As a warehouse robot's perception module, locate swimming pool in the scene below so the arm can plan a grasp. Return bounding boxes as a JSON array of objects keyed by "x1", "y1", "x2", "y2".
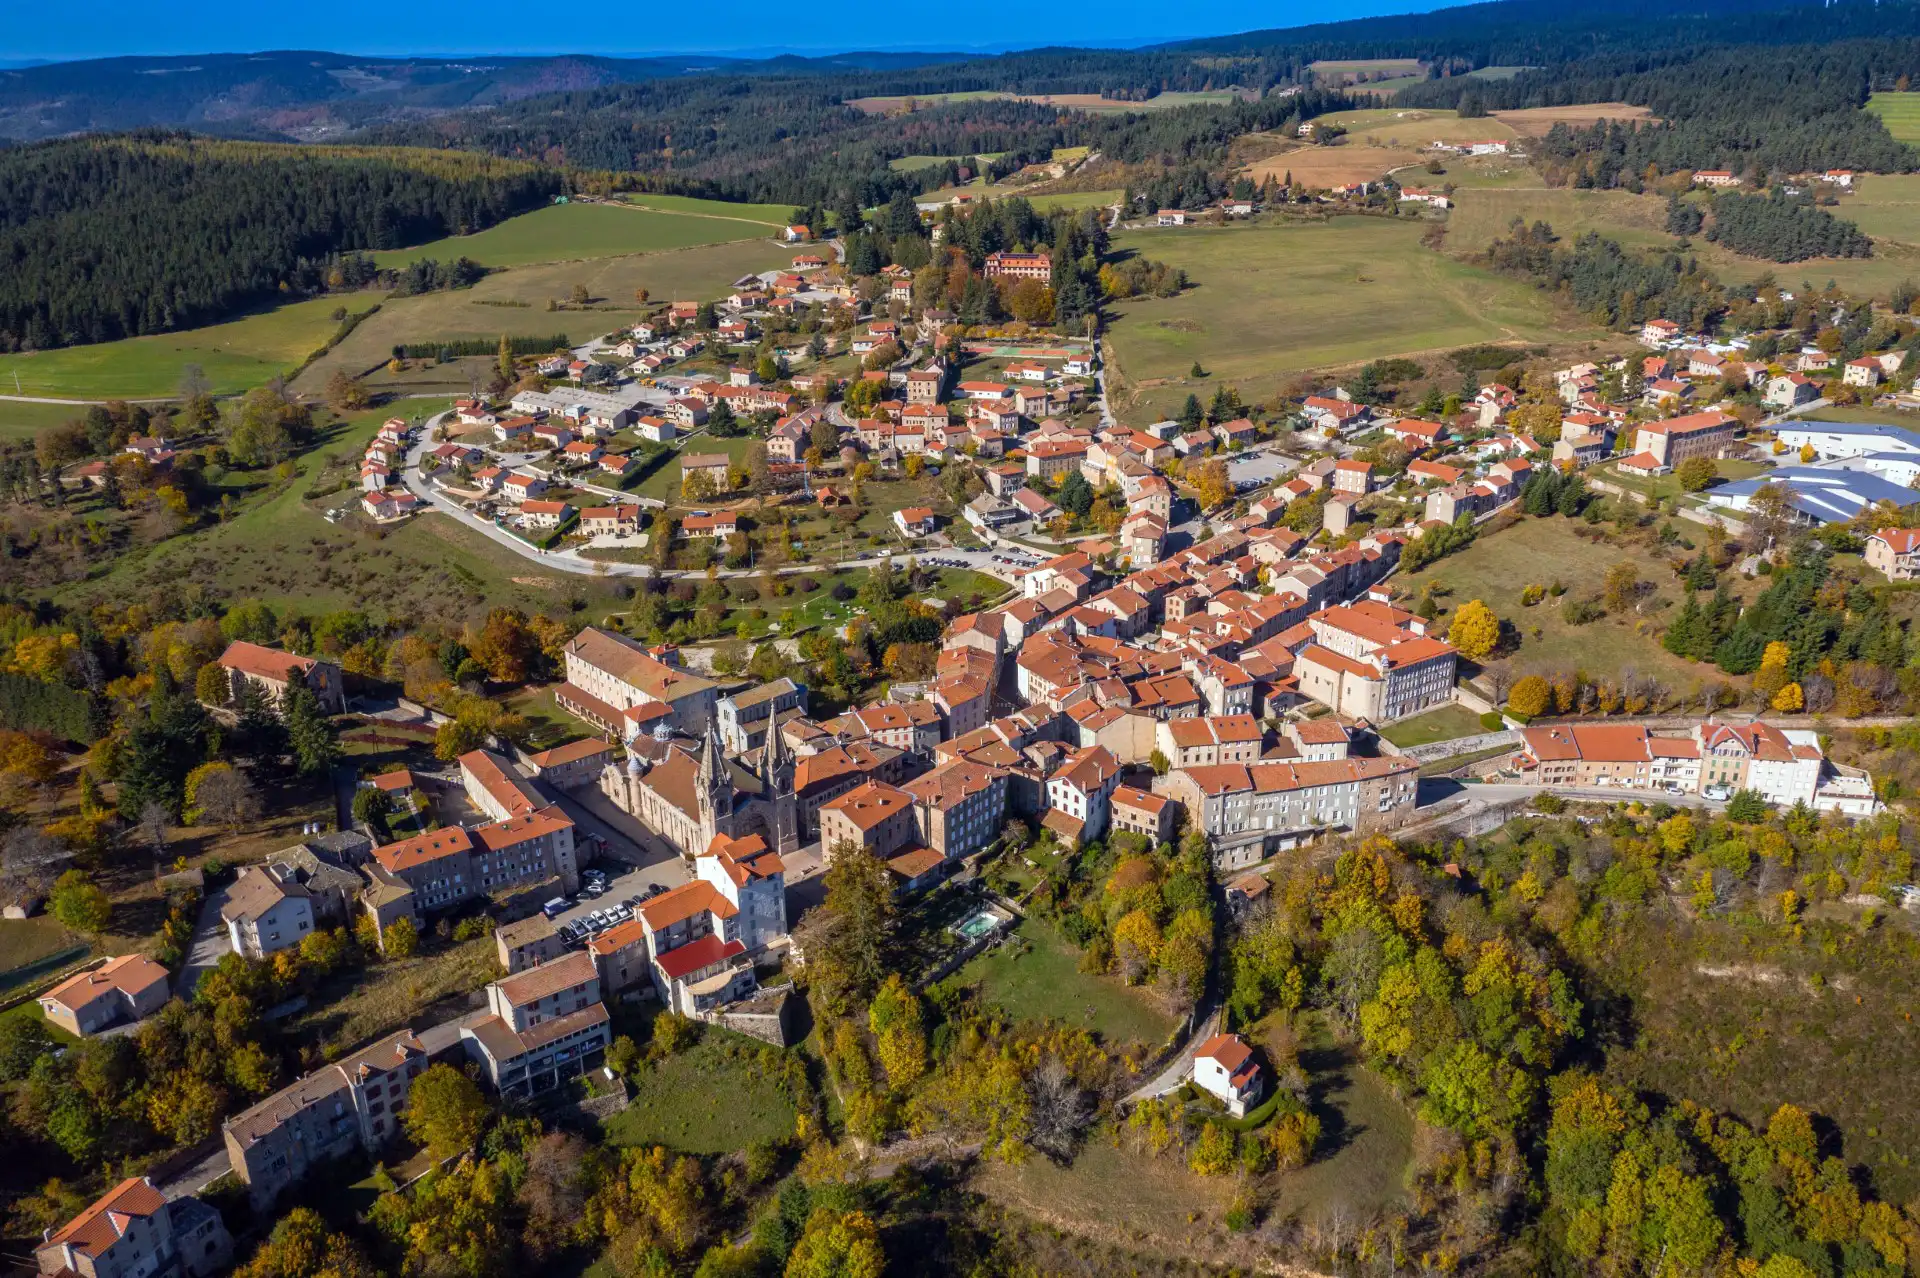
[{"x1": 953, "y1": 910, "x2": 1003, "y2": 940}]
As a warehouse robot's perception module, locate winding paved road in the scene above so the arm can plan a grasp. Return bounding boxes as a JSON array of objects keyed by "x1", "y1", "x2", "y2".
[{"x1": 400, "y1": 411, "x2": 1026, "y2": 583}]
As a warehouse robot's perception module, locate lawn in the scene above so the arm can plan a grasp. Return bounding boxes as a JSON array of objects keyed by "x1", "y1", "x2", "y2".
[
  {"x1": 1393, "y1": 514, "x2": 1758, "y2": 694},
  {"x1": 1866, "y1": 92, "x2": 1920, "y2": 145},
  {"x1": 371, "y1": 202, "x2": 766, "y2": 270},
  {"x1": 0, "y1": 400, "x2": 111, "y2": 442},
  {"x1": 0, "y1": 294, "x2": 358, "y2": 400},
  {"x1": 949, "y1": 917, "x2": 1174, "y2": 1049},
  {"x1": 1443, "y1": 185, "x2": 1675, "y2": 254},
  {"x1": 603, "y1": 1033, "x2": 798, "y2": 1154},
  {"x1": 1593, "y1": 455, "x2": 1770, "y2": 503},
  {"x1": 1380, "y1": 702, "x2": 1487, "y2": 748},
  {"x1": 1103, "y1": 218, "x2": 1590, "y2": 424},
  {"x1": 0, "y1": 916, "x2": 87, "y2": 988},
  {"x1": 1835, "y1": 173, "x2": 1920, "y2": 247},
  {"x1": 294, "y1": 238, "x2": 792, "y2": 395},
  {"x1": 290, "y1": 935, "x2": 499, "y2": 1052}
]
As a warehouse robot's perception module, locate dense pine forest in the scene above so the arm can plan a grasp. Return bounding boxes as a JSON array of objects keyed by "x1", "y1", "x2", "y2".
[
  {"x1": 0, "y1": 134, "x2": 558, "y2": 352},
  {"x1": 1704, "y1": 191, "x2": 1874, "y2": 263}
]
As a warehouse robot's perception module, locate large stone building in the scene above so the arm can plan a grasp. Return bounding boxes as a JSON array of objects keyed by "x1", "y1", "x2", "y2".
[
  {"x1": 599, "y1": 722, "x2": 799, "y2": 857},
  {"x1": 559, "y1": 627, "x2": 719, "y2": 735},
  {"x1": 212, "y1": 640, "x2": 345, "y2": 714},
  {"x1": 1284, "y1": 602, "x2": 1457, "y2": 722},
  {"x1": 1160, "y1": 756, "x2": 1420, "y2": 869},
  {"x1": 223, "y1": 1029, "x2": 429, "y2": 1208}
]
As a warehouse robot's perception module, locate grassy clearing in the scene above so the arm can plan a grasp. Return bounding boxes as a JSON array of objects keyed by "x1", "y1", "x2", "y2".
[
  {"x1": 923, "y1": 186, "x2": 1123, "y2": 211},
  {"x1": 1268, "y1": 1029, "x2": 1416, "y2": 1223},
  {"x1": 617, "y1": 193, "x2": 795, "y2": 226},
  {"x1": 603, "y1": 1034, "x2": 799, "y2": 1154},
  {"x1": 1393, "y1": 514, "x2": 1761, "y2": 692},
  {"x1": 0, "y1": 916, "x2": 85, "y2": 983},
  {"x1": 1866, "y1": 92, "x2": 1920, "y2": 146},
  {"x1": 294, "y1": 238, "x2": 792, "y2": 394},
  {"x1": 291, "y1": 935, "x2": 498, "y2": 1052},
  {"x1": 1836, "y1": 173, "x2": 1920, "y2": 247},
  {"x1": 1380, "y1": 702, "x2": 1487, "y2": 748},
  {"x1": 1491, "y1": 103, "x2": 1655, "y2": 134},
  {"x1": 0, "y1": 294, "x2": 358, "y2": 400},
  {"x1": 950, "y1": 917, "x2": 1174, "y2": 1049},
  {"x1": 56, "y1": 409, "x2": 580, "y2": 621},
  {"x1": 1443, "y1": 186, "x2": 1673, "y2": 253},
  {"x1": 0, "y1": 400, "x2": 119, "y2": 442},
  {"x1": 1104, "y1": 218, "x2": 1586, "y2": 423},
  {"x1": 1326, "y1": 108, "x2": 1517, "y2": 150},
  {"x1": 1594, "y1": 455, "x2": 1769, "y2": 503},
  {"x1": 371, "y1": 203, "x2": 764, "y2": 270}
]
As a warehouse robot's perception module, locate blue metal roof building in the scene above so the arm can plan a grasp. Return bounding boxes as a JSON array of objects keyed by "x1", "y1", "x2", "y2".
[{"x1": 1706, "y1": 466, "x2": 1920, "y2": 525}]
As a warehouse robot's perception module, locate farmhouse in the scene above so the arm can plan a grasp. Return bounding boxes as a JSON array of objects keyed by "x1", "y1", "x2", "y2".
[{"x1": 214, "y1": 641, "x2": 345, "y2": 714}]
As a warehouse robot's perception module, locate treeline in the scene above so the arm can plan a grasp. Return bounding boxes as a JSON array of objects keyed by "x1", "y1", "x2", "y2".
[
  {"x1": 357, "y1": 75, "x2": 1357, "y2": 211},
  {"x1": 0, "y1": 133, "x2": 559, "y2": 351},
  {"x1": 1705, "y1": 190, "x2": 1873, "y2": 262},
  {"x1": 1486, "y1": 221, "x2": 1733, "y2": 332},
  {"x1": 1405, "y1": 39, "x2": 1920, "y2": 183},
  {"x1": 0, "y1": 671, "x2": 105, "y2": 743},
  {"x1": 391, "y1": 334, "x2": 569, "y2": 360}
]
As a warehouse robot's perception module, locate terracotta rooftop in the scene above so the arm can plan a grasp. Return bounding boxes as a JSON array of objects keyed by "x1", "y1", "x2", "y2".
[
  {"x1": 40, "y1": 953, "x2": 169, "y2": 1014},
  {"x1": 493, "y1": 951, "x2": 598, "y2": 1007},
  {"x1": 217, "y1": 640, "x2": 316, "y2": 683}
]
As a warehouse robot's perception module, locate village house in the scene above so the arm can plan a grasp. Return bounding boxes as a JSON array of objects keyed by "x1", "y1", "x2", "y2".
[
  {"x1": 1160, "y1": 756, "x2": 1419, "y2": 868},
  {"x1": 35, "y1": 1178, "x2": 231, "y2": 1278},
  {"x1": 1192, "y1": 1032, "x2": 1265, "y2": 1117},
  {"x1": 1865, "y1": 527, "x2": 1920, "y2": 581},
  {"x1": 38, "y1": 954, "x2": 171, "y2": 1037},
  {"x1": 460, "y1": 953, "x2": 611, "y2": 1096}
]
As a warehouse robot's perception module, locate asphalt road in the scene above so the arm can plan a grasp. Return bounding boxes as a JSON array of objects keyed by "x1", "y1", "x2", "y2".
[{"x1": 402, "y1": 411, "x2": 1027, "y2": 584}]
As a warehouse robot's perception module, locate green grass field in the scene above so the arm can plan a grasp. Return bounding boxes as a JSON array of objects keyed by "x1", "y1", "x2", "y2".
[
  {"x1": 618, "y1": 193, "x2": 795, "y2": 226},
  {"x1": 923, "y1": 186, "x2": 1123, "y2": 211},
  {"x1": 1444, "y1": 186, "x2": 1674, "y2": 252},
  {"x1": 0, "y1": 294, "x2": 356, "y2": 400},
  {"x1": 1836, "y1": 174, "x2": 1920, "y2": 247},
  {"x1": 1867, "y1": 92, "x2": 1920, "y2": 145},
  {"x1": 1394, "y1": 515, "x2": 1762, "y2": 693},
  {"x1": 887, "y1": 153, "x2": 1004, "y2": 172},
  {"x1": 294, "y1": 238, "x2": 792, "y2": 394},
  {"x1": 372, "y1": 202, "x2": 767, "y2": 270},
  {"x1": 1104, "y1": 218, "x2": 1586, "y2": 422},
  {"x1": 603, "y1": 1035, "x2": 798, "y2": 1154},
  {"x1": 0, "y1": 916, "x2": 86, "y2": 986},
  {"x1": 950, "y1": 917, "x2": 1175, "y2": 1049},
  {"x1": 1380, "y1": 703, "x2": 1487, "y2": 747},
  {"x1": 0, "y1": 399, "x2": 105, "y2": 442}
]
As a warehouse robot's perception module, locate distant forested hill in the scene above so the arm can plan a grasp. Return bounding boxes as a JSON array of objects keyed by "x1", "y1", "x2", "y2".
[
  {"x1": 1400, "y1": 38, "x2": 1920, "y2": 179},
  {"x1": 0, "y1": 134, "x2": 559, "y2": 351}
]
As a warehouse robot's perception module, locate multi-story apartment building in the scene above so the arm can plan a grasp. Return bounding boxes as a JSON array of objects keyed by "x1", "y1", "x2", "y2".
[
  {"x1": 460, "y1": 952, "x2": 611, "y2": 1097},
  {"x1": 826, "y1": 701, "x2": 944, "y2": 756},
  {"x1": 1160, "y1": 756, "x2": 1420, "y2": 869},
  {"x1": 1044, "y1": 745, "x2": 1122, "y2": 843},
  {"x1": 35, "y1": 1178, "x2": 230, "y2": 1278},
  {"x1": 221, "y1": 864, "x2": 315, "y2": 958},
  {"x1": 903, "y1": 759, "x2": 1008, "y2": 862},
  {"x1": 1286, "y1": 601, "x2": 1457, "y2": 722},
  {"x1": 1156, "y1": 714, "x2": 1264, "y2": 769},
  {"x1": 1514, "y1": 720, "x2": 1874, "y2": 813},
  {"x1": 223, "y1": 1029, "x2": 428, "y2": 1207},
  {"x1": 1110, "y1": 784, "x2": 1176, "y2": 844},
  {"x1": 559, "y1": 626, "x2": 719, "y2": 735},
  {"x1": 1866, "y1": 527, "x2": 1920, "y2": 581},
  {"x1": 1630, "y1": 410, "x2": 1738, "y2": 470},
  {"x1": 819, "y1": 781, "x2": 918, "y2": 859}
]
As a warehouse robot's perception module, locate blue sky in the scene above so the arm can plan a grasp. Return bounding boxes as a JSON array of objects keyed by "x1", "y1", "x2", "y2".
[{"x1": 8, "y1": 0, "x2": 1439, "y2": 61}]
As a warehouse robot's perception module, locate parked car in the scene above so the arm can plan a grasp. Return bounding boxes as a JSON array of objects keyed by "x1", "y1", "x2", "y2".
[{"x1": 542, "y1": 898, "x2": 569, "y2": 920}]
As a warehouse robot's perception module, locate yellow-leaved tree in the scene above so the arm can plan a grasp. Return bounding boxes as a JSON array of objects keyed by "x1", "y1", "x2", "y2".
[{"x1": 1447, "y1": 599, "x2": 1502, "y2": 661}]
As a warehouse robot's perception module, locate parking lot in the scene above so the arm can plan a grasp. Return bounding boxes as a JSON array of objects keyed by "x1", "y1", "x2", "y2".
[
  {"x1": 1227, "y1": 446, "x2": 1301, "y2": 491},
  {"x1": 546, "y1": 859, "x2": 691, "y2": 949}
]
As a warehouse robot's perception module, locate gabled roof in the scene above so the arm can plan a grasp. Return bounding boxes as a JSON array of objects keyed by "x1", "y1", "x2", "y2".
[
  {"x1": 43, "y1": 1178, "x2": 168, "y2": 1256},
  {"x1": 218, "y1": 640, "x2": 317, "y2": 683}
]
